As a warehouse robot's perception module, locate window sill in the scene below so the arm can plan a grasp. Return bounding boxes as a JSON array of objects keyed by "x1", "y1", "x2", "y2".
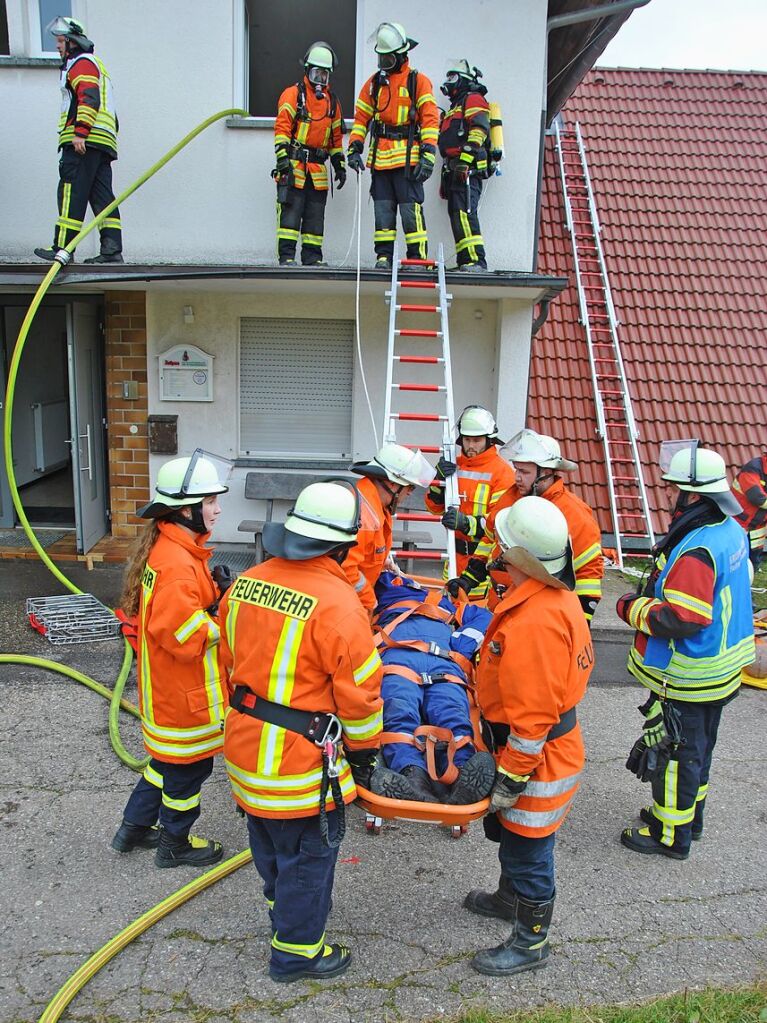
[
  {"x1": 0, "y1": 55, "x2": 60, "y2": 66},
  {"x1": 235, "y1": 457, "x2": 351, "y2": 470},
  {"x1": 226, "y1": 116, "x2": 275, "y2": 129}
]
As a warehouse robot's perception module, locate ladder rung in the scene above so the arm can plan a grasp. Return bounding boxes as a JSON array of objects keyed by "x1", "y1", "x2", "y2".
[
  {"x1": 618, "y1": 513, "x2": 647, "y2": 520},
  {"x1": 392, "y1": 413, "x2": 446, "y2": 421},
  {"x1": 395, "y1": 328, "x2": 442, "y2": 337},
  {"x1": 602, "y1": 405, "x2": 625, "y2": 412},
  {"x1": 400, "y1": 258, "x2": 436, "y2": 266},
  {"x1": 393, "y1": 383, "x2": 445, "y2": 392},
  {"x1": 622, "y1": 532, "x2": 651, "y2": 539},
  {"x1": 401, "y1": 444, "x2": 441, "y2": 453},
  {"x1": 614, "y1": 476, "x2": 639, "y2": 482},
  {"x1": 396, "y1": 512, "x2": 441, "y2": 522},
  {"x1": 399, "y1": 280, "x2": 437, "y2": 289},
  {"x1": 391, "y1": 550, "x2": 447, "y2": 560},
  {"x1": 599, "y1": 389, "x2": 623, "y2": 395},
  {"x1": 615, "y1": 494, "x2": 641, "y2": 501},
  {"x1": 396, "y1": 304, "x2": 438, "y2": 313},
  {"x1": 394, "y1": 355, "x2": 443, "y2": 364}
]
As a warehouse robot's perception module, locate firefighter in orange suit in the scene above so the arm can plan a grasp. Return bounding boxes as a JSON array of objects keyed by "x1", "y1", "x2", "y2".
[
  {"x1": 274, "y1": 42, "x2": 346, "y2": 267},
  {"x1": 732, "y1": 451, "x2": 767, "y2": 569},
  {"x1": 345, "y1": 442, "x2": 435, "y2": 611},
  {"x1": 425, "y1": 406, "x2": 516, "y2": 598},
  {"x1": 111, "y1": 450, "x2": 232, "y2": 868},
  {"x1": 450, "y1": 429, "x2": 604, "y2": 624},
  {"x1": 221, "y1": 481, "x2": 404, "y2": 984},
  {"x1": 466, "y1": 497, "x2": 593, "y2": 976},
  {"x1": 347, "y1": 22, "x2": 439, "y2": 269}
]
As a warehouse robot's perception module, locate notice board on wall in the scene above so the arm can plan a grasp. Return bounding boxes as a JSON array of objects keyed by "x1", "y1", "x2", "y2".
[{"x1": 158, "y1": 345, "x2": 214, "y2": 402}]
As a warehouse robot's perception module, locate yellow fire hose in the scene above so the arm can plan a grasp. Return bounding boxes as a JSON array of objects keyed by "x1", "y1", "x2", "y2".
[{"x1": 1, "y1": 108, "x2": 255, "y2": 1022}]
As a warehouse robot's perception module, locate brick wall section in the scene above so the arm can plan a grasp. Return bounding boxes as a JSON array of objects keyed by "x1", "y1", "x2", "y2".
[{"x1": 104, "y1": 290, "x2": 149, "y2": 538}]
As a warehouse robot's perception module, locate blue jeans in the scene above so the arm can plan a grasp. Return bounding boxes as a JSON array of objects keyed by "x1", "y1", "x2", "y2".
[{"x1": 498, "y1": 828, "x2": 556, "y2": 902}]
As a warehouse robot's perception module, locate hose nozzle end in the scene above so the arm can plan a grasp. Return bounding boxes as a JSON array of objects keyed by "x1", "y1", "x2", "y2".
[{"x1": 54, "y1": 249, "x2": 72, "y2": 266}]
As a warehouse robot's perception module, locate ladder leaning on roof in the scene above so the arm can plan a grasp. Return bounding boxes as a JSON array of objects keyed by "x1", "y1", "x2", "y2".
[
  {"x1": 554, "y1": 118, "x2": 655, "y2": 568},
  {"x1": 381, "y1": 243, "x2": 458, "y2": 579}
]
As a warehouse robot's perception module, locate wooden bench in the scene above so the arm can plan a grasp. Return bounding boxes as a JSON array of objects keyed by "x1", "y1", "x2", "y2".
[{"x1": 237, "y1": 470, "x2": 434, "y2": 565}]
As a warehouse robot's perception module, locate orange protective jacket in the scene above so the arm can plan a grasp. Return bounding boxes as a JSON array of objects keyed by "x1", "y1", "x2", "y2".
[
  {"x1": 274, "y1": 77, "x2": 344, "y2": 191},
  {"x1": 477, "y1": 478, "x2": 604, "y2": 617},
  {"x1": 348, "y1": 62, "x2": 439, "y2": 171},
  {"x1": 220, "y1": 555, "x2": 384, "y2": 819},
  {"x1": 137, "y1": 521, "x2": 227, "y2": 765},
  {"x1": 476, "y1": 578, "x2": 594, "y2": 838},
  {"x1": 342, "y1": 476, "x2": 392, "y2": 611},
  {"x1": 425, "y1": 445, "x2": 516, "y2": 581}
]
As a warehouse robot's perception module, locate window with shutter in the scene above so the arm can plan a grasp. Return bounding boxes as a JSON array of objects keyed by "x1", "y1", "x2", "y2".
[{"x1": 239, "y1": 317, "x2": 354, "y2": 458}]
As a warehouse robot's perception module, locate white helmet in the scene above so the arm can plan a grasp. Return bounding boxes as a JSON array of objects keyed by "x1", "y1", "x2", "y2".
[
  {"x1": 263, "y1": 481, "x2": 360, "y2": 560},
  {"x1": 303, "y1": 41, "x2": 337, "y2": 70},
  {"x1": 495, "y1": 497, "x2": 573, "y2": 589},
  {"x1": 457, "y1": 405, "x2": 500, "y2": 441},
  {"x1": 372, "y1": 21, "x2": 416, "y2": 54},
  {"x1": 46, "y1": 15, "x2": 93, "y2": 50},
  {"x1": 501, "y1": 429, "x2": 577, "y2": 472},
  {"x1": 137, "y1": 449, "x2": 230, "y2": 518},
  {"x1": 661, "y1": 444, "x2": 741, "y2": 516},
  {"x1": 352, "y1": 443, "x2": 434, "y2": 488}
]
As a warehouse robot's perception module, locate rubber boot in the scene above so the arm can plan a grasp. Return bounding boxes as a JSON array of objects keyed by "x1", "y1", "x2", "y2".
[
  {"x1": 369, "y1": 766, "x2": 420, "y2": 801},
  {"x1": 270, "y1": 942, "x2": 352, "y2": 984},
  {"x1": 447, "y1": 751, "x2": 496, "y2": 805},
  {"x1": 111, "y1": 819, "x2": 160, "y2": 852},
  {"x1": 401, "y1": 764, "x2": 442, "y2": 802},
  {"x1": 34, "y1": 247, "x2": 66, "y2": 262},
  {"x1": 471, "y1": 894, "x2": 554, "y2": 976},
  {"x1": 463, "y1": 874, "x2": 518, "y2": 921},
  {"x1": 83, "y1": 252, "x2": 124, "y2": 264},
  {"x1": 155, "y1": 828, "x2": 223, "y2": 868}
]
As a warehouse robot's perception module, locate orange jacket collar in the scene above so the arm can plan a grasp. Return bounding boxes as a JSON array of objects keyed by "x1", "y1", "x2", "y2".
[
  {"x1": 157, "y1": 520, "x2": 212, "y2": 560},
  {"x1": 458, "y1": 445, "x2": 502, "y2": 470},
  {"x1": 493, "y1": 575, "x2": 547, "y2": 614}
]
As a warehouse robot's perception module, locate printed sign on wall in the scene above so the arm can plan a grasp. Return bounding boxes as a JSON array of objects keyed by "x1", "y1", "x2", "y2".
[{"x1": 158, "y1": 345, "x2": 214, "y2": 402}]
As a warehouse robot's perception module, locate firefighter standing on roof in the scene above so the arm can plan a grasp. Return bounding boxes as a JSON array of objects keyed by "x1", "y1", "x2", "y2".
[
  {"x1": 34, "y1": 16, "x2": 123, "y2": 265},
  {"x1": 221, "y1": 481, "x2": 398, "y2": 984},
  {"x1": 273, "y1": 42, "x2": 346, "y2": 267},
  {"x1": 450, "y1": 429, "x2": 604, "y2": 624},
  {"x1": 438, "y1": 61, "x2": 491, "y2": 272},
  {"x1": 466, "y1": 497, "x2": 593, "y2": 976},
  {"x1": 426, "y1": 405, "x2": 516, "y2": 598},
  {"x1": 347, "y1": 22, "x2": 439, "y2": 270}
]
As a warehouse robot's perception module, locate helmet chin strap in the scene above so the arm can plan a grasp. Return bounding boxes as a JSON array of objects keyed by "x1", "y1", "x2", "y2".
[
  {"x1": 166, "y1": 502, "x2": 207, "y2": 534},
  {"x1": 531, "y1": 469, "x2": 555, "y2": 496}
]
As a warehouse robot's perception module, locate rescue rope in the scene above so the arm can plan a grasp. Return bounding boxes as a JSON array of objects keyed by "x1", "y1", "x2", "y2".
[{"x1": 351, "y1": 171, "x2": 380, "y2": 448}]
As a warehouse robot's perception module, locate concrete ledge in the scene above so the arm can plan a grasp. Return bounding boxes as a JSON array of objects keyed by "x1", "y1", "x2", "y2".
[{"x1": 0, "y1": 56, "x2": 59, "y2": 66}]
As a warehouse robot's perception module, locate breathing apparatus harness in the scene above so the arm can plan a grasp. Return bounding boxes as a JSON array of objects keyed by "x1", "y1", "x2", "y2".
[{"x1": 366, "y1": 64, "x2": 420, "y2": 178}]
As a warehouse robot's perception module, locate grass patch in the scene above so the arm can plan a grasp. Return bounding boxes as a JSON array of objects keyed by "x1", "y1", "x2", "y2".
[
  {"x1": 439, "y1": 982, "x2": 767, "y2": 1023},
  {"x1": 752, "y1": 561, "x2": 767, "y2": 611}
]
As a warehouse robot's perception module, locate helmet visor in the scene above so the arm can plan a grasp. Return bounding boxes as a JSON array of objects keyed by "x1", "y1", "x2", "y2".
[
  {"x1": 156, "y1": 448, "x2": 232, "y2": 499},
  {"x1": 659, "y1": 438, "x2": 699, "y2": 479},
  {"x1": 46, "y1": 16, "x2": 79, "y2": 36},
  {"x1": 287, "y1": 478, "x2": 361, "y2": 536}
]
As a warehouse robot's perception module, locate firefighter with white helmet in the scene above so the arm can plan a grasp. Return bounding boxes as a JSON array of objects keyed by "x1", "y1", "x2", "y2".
[
  {"x1": 34, "y1": 15, "x2": 123, "y2": 264},
  {"x1": 467, "y1": 496, "x2": 593, "y2": 976},
  {"x1": 617, "y1": 442, "x2": 754, "y2": 861},
  {"x1": 425, "y1": 405, "x2": 516, "y2": 598},
  {"x1": 221, "y1": 480, "x2": 396, "y2": 982},
  {"x1": 273, "y1": 42, "x2": 346, "y2": 266},
  {"x1": 347, "y1": 22, "x2": 439, "y2": 269},
  {"x1": 112, "y1": 450, "x2": 232, "y2": 867},
  {"x1": 450, "y1": 428, "x2": 604, "y2": 624},
  {"x1": 346, "y1": 443, "x2": 434, "y2": 611}
]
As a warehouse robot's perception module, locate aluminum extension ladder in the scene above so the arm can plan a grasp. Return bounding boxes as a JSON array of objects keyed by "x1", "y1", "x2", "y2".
[
  {"x1": 554, "y1": 119, "x2": 655, "y2": 567},
  {"x1": 382, "y1": 243, "x2": 459, "y2": 579}
]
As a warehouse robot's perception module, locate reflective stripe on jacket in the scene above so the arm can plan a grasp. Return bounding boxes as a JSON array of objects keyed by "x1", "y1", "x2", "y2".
[
  {"x1": 628, "y1": 518, "x2": 754, "y2": 702},
  {"x1": 476, "y1": 578, "x2": 593, "y2": 838},
  {"x1": 58, "y1": 53, "x2": 117, "y2": 154},
  {"x1": 220, "y1": 555, "x2": 383, "y2": 819},
  {"x1": 342, "y1": 476, "x2": 392, "y2": 611},
  {"x1": 733, "y1": 454, "x2": 767, "y2": 531},
  {"x1": 138, "y1": 522, "x2": 226, "y2": 764},
  {"x1": 274, "y1": 78, "x2": 344, "y2": 191}
]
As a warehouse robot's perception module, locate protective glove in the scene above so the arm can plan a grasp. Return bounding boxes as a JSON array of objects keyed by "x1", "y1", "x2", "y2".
[
  {"x1": 640, "y1": 696, "x2": 668, "y2": 748},
  {"x1": 275, "y1": 152, "x2": 290, "y2": 175},
  {"x1": 435, "y1": 456, "x2": 457, "y2": 480},
  {"x1": 446, "y1": 575, "x2": 473, "y2": 599},
  {"x1": 330, "y1": 153, "x2": 346, "y2": 189},
  {"x1": 452, "y1": 162, "x2": 470, "y2": 186},
  {"x1": 487, "y1": 772, "x2": 527, "y2": 814},
  {"x1": 212, "y1": 563, "x2": 234, "y2": 597},
  {"x1": 347, "y1": 150, "x2": 365, "y2": 174},
  {"x1": 616, "y1": 591, "x2": 639, "y2": 623},
  {"x1": 442, "y1": 507, "x2": 473, "y2": 534},
  {"x1": 412, "y1": 156, "x2": 434, "y2": 183},
  {"x1": 345, "y1": 748, "x2": 378, "y2": 789}
]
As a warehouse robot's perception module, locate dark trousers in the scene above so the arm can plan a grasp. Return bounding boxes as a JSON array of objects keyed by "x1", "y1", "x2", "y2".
[
  {"x1": 122, "y1": 756, "x2": 214, "y2": 838},
  {"x1": 498, "y1": 827, "x2": 556, "y2": 902},
  {"x1": 445, "y1": 172, "x2": 486, "y2": 267},
  {"x1": 371, "y1": 167, "x2": 427, "y2": 260},
  {"x1": 54, "y1": 145, "x2": 122, "y2": 254},
  {"x1": 276, "y1": 177, "x2": 328, "y2": 264},
  {"x1": 246, "y1": 811, "x2": 340, "y2": 979},
  {"x1": 647, "y1": 700, "x2": 724, "y2": 853}
]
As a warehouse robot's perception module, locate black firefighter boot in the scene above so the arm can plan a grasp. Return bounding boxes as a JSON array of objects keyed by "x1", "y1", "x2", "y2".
[
  {"x1": 155, "y1": 828, "x2": 224, "y2": 868},
  {"x1": 471, "y1": 893, "x2": 555, "y2": 976},
  {"x1": 401, "y1": 764, "x2": 442, "y2": 802},
  {"x1": 463, "y1": 873, "x2": 518, "y2": 921},
  {"x1": 111, "y1": 819, "x2": 160, "y2": 852},
  {"x1": 447, "y1": 751, "x2": 496, "y2": 805}
]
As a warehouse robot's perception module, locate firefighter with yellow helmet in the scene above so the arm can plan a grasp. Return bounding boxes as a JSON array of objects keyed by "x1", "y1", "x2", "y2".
[{"x1": 221, "y1": 480, "x2": 400, "y2": 982}]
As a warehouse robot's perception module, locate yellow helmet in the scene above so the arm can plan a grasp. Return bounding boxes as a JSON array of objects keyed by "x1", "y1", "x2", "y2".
[
  {"x1": 137, "y1": 449, "x2": 231, "y2": 518},
  {"x1": 495, "y1": 497, "x2": 574, "y2": 589},
  {"x1": 263, "y1": 480, "x2": 361, "y2": 560},
  {"x1": 352, "y1": 443, "x2": 434, "y2": 488}
]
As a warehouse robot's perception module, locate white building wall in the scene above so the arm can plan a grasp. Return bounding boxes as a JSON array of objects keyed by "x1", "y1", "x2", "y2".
[{"x1": 1, "y1": 0, "x2": 547, "y2": 270}]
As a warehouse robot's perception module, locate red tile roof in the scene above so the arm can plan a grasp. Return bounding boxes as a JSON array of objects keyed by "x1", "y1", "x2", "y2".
[{"x1": 530, "y1": 68, "x2": 767, "y2": 540}]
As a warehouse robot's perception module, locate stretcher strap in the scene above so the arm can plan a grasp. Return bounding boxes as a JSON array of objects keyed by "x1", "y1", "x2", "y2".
[
  {"x1": 382, "y1": 664, "x2": 467, "y2": 687},
  {"x1": 379, "y1": 726, "x2": 472, "y2": 785},
  {"x1": 374, "y1": 601, "x2": 474, "y2": 679}
]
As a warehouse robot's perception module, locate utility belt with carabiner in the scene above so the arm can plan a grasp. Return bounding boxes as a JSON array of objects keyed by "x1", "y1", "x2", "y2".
[
  {"x1": 288, "y1": 142, "x2": 329, "y2": 164},
  {"x1": 371, "y1": 122, "x2": 414, "y2": 141},
  {"x1": 230, "y1": 686, "x2": 346, "y2": 848}
]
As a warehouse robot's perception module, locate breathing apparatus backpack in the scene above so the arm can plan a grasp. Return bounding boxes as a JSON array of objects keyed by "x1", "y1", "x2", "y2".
[{"x1": 446, "y1": 69, "x2": 504, "y2": 179}]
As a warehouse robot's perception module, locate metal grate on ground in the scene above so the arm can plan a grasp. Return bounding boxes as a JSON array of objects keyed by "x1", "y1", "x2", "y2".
[
  {"x1": 26, "y1": 594, "x2": 121, "y2": 645},
  {"x1": 0, "y1": 529, "x2": 69, "y2": 549},
  {"x1": 207, "y1": 545, "x2": 257, "y2": 576}
]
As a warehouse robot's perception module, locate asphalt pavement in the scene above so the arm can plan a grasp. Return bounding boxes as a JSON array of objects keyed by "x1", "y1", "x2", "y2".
[{"x1": 1, "y1": 558, "x2": 765, "y2": 1023}]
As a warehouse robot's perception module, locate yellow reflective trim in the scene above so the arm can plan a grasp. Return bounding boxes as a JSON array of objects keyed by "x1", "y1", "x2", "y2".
[
  {"x1": 664, "y1": 588, "x2": 712, "y2": 617},
  {"x1": 162, "y1": 791, "x2": 201, "y2": 812},
  {"x1": 272, "y1": 931, "x2": 325, "y2": 959},
  {"x1": 353, "y1": 649, "x2": 381, "y2": 686},
  {"x1": 339, "y1": 707, "x2": 383, "y2": 741},
  {"x1": 229, "y1": 576, "x2": 318, "y2": 621},
  {"x1": 142, "y1": 763, "x2": 163, "y2": 788},
  {"x1": 258, "y1": 618, "x2": 304, "y2": 776},
  {"x1": 572, "y1": 543, "x2": 602, "y2": 571},
  {"x1": 174, "y1": 610, "x2": 209, "y2": 644}
]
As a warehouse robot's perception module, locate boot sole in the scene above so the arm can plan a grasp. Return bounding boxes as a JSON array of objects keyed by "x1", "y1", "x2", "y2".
[
  {"x1": 448, "y1": 753, "x2": 496, "y2": 805},
  {"x1": 112, "y1": 836, "x2": 159, "y2": 852},
  {"x1": 471, "y1": 954, "x2": 549, "y2": 977},
  {"x1": 269, "y1": 958, "x2": 351, "y2": 983},
  {"x1": 369, "y1": 771, "x2": 423, "y2": 802}
]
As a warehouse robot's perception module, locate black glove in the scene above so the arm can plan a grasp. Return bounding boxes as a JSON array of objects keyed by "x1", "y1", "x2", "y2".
[
  {"x1": 452, "y1": 162, "x2": 470, "y2": 186},
  {"x1": 345, "y1": 747, "x2": 378, "y2": 789},
  {"x1": 446, "y1": 575, "x2": 473, "y2": 599},
  {"x1": 442, "y1": 507, "x2": 473, "y2": 534},
  {"x1": 330, "y1": 153, "x2": 346, "y2": 189},
  {"x1": 212, "y1": 563, "x2": 234, "y2": 597},
  {"x1": 412, "y1": 156, "x2": 434, "y2": 183},
  {"x1": 435, "y1": 456, "x2": 457, "y2": 480},
  {"x1": 275, "y1": 152, "x2": 290, "y2": 175},
  {"x1": 347, "y1": 150, "x2": 365, "y2": 174}
]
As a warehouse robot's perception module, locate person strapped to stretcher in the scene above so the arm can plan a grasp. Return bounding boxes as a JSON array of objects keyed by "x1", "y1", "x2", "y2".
[{"x1": 367, "y1": 571, "x2": 496, "y2": 805}]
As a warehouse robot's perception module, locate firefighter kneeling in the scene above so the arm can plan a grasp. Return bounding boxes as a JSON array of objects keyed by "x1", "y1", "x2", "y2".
[
  {"x1": 221, "y1": 481, "x2": 403, "y2": 983},
  {"x1": 467, "y1": 496, "x2": 593, "y2": 976}
]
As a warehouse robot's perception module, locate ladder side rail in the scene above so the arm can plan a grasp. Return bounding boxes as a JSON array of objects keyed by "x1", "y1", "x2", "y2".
[
  {"x1": 382, "y1": 241, "x2": 401, "y2": 442},
  {"x1": 437, "y1": 244, "x2": 458, "y2": 579}
]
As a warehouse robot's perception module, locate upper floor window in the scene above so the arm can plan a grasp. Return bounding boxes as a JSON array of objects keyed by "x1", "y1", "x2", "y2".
[
  {"x1": 244, "y1": 0, "x2": 357, "y2": 118},
  {"x1": 0, "y1": 3, "x2": 9, "y2": 55},
  {"x1": 1, "y1": 0, "x2": 72, "y2": 57},
  {"x1": 37, "y1": 0, "x2": 71, "y2": 52}
]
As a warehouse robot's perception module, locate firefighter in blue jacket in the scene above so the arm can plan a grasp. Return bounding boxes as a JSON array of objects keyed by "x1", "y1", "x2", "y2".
[{"x1": 617, "y1": 443, "x2": 754, "y2": 860}]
